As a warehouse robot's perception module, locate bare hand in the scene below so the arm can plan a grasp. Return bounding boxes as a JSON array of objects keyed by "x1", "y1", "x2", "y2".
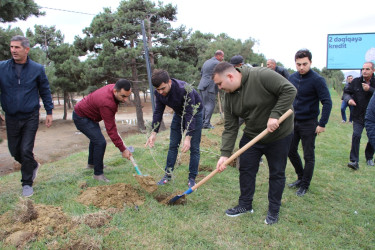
[
  {"x1": 216, "y1": 156, "x2": 228, "y2": 172},
  {"x1": 45, "y1": 114, "x2": 53, "y2": 128},
  {"x1": 122, "y1": 149, "x2": 132, "y2": 160},
  {"x1": 267, "y1": 118, "x2": 279, "y2": 132},
  {"x1": 181, "y1": 136, "x2": 191, "y2": 153},
  {"x1": 348, "y1": 99, "x2": 356, "y2": 106},
  {"x1": 316, "y1": 126, "x2": 326, "y2": 135},
  {"x1": 145, "y1": 132, "x2": 157, "y2": 148},
  {"x1": 362, "y1": 83, "x2": 370, "y2": 91}
]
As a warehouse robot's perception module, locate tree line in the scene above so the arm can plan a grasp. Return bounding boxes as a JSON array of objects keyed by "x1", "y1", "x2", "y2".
[{"x1": 0, "y1": 0, "x2": 344, "y2": 130}]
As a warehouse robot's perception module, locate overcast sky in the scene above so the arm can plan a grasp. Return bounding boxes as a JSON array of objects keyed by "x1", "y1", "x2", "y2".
[{"x1": 2, "y1": 0, "x2": 374, "y2": 71}]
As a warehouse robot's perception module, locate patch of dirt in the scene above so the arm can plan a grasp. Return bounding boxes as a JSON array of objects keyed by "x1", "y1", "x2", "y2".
[
  {"x1": 76, "y1": 183, "x2": 145, "y2": 209},
  {"x1": 0, "y1": 199, "x2": 77, "y2": 248},
  {"x1": 134, "y1": 175, "x2": 158, "y2": 193}
]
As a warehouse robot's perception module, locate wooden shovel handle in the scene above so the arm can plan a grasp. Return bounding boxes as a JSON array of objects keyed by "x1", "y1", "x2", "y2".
[{"x1": 192, "y1": 109, "x2": 293, "y2": 191}]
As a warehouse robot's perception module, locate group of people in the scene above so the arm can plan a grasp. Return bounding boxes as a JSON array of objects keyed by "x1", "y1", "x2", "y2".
[{"x1": 1, "y1": 35, "x2": 374, "y2": 226}]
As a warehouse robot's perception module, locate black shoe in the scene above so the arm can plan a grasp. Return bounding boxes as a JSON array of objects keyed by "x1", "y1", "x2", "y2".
[
  {"x1": 264, "y1": 211, "x2": 279, "y2": 225},
  {"x1": 366, "y1": 159, "x2": 374, "y2": 166},
  {"x1": 288, "y1": 179, "x2": 302, "y2": 188},
  {"x1": 203, "y1": 125, "x2": 214, "y2": 129},
  {"x1": 225, "y1": 205, "x2": 253, "y2": 217},
  {"x1": 347, "y1": 161, "x2": 359, "y2": 170},
  {"x1": 296, "y1": 187, "x2": 308, "y2": 197}
]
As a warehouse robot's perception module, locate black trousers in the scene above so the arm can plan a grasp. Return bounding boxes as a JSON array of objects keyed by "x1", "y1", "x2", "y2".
[
  {"x1": 238, "y1": 133, "x2": 293, "y2": 214},
  {"x1": 288, "y1": 119, "x2": 317, "y2": 189},
  {"x1": 6, "y1": 111, "x2": 39, "y2": 186}
]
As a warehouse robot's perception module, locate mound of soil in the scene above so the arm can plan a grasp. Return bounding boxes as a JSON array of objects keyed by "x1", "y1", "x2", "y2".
[
  {"x1": 134, "y1": 175, "x2": 158, "y2": 193},
  {"x1": 76, "y1": 183, "x2": 145, "y2": 209},
  {"x1": 0, "y1": 200, "x2": 77, "y2": 248}
]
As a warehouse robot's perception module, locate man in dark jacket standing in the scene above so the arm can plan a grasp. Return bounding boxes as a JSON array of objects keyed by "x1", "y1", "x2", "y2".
[
  {"x1": 0, "y1": 35, "x2": 54, "y2": 197},
  {"x1": 213, "y1": 62, "x2": 296, "y2": 225},
  {"x1": 198, "y1": 50, "x2": 224, "y2": 129},
  {"x1": 344, "y1": 62, "x2": 375, "y2": 170},
  {"x1": 288, "y1": 49, "x2": 332, "y2": 197},
  {"x1": 146, "y1": 69, "x2": 203, "y2": 187},
  {"x1": 267, "y1": 59, "x2": 290, "y2": 79}
]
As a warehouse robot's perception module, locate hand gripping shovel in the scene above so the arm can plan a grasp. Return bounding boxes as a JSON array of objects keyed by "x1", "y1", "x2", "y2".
[{"x1": 167, "y1": 109, "x2": 293, "y2": 204}]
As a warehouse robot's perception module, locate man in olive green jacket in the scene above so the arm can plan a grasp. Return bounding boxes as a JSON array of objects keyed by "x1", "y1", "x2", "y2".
[{"x1": 213, "y1": 62, "x2": 296, "y2": 225}]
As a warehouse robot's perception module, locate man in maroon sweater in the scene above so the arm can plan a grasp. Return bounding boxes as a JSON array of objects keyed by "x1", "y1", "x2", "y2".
[{"x1": 73, "y1": 79, "x2": 133, "y2": 182}]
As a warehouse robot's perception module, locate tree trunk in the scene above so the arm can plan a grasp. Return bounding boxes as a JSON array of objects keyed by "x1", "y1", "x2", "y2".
[
  {"x1": 57, "y1": 92, "x2": 61, "y2": 105},
  {"x1": 63, "y1": 91, "x2": 68, "y2": 120},
  {"x1": 130, "y1": 40, "x2": 145, "y2": 131}
]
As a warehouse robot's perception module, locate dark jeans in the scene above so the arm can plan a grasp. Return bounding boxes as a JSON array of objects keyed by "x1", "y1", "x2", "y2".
[
  {"x1": 350, "y1": 121, "x2": 374, "y2": 162},
  {"x1": 6, "y1": 111, "x2": 39, "y2": 186},
  {"x1": 288, "y1": 119, "x2": 317, "y2": 189},
  {"x1": 341, "y1": 100, "x2": 353, "y2": 122},
  {"x1": 165, "y1": 109, "x2": 203, "y2": 180},
  {"x1": 365, "y1": 119, "x2": 375, "y2": 149},
  {"x1": 73, "y1": 111, "x2": 106, "y2": 175},
  {"x1": 238, "y1": 133, "x2": 293, "y2": 214},
  {"x1": 199, "y1": 90, "x2": 216, "y2": 127}
]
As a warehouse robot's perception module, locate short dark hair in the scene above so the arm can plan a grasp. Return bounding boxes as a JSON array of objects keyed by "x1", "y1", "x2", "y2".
[
  {"x1": 295, "y1": 49, "x2": 312, "y2": 61},
  {"x1": 151, "y1": 69, "x2": 170, "y2": 88},
  {"x1": 115, "y1": 79, "x2": 132, "y2": 91},
  {"x1": 347, "y1": 75, "x2": 353, "y2": 79},
  {"x1": 212, "y1": 62, "x2": 234, "y2": 79},
  {"x1": 11, "y1": 35, "x2": 30, "y2": 48}
]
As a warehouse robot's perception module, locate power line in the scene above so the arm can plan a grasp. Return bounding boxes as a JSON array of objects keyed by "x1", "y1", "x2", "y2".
[{"x1": 39, "y1": 6, "x2": 96, "y2": 16}]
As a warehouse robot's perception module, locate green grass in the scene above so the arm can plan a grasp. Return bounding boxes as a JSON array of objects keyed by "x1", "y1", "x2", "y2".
[{"x1": 1, "y1": 90, "x2": 374, "y2": 249}]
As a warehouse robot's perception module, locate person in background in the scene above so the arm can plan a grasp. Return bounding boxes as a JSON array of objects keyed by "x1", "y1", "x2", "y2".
[
  {"x1": 145, "y1": 69, "x2": 203, "y2": 187},
  {"x1": 0, "y1": 35, "x2": 54, "y2": 197},
  {"x1": 266, "y1": 59, "x2": 290, "y2": 79},
  {"x1": 341, "y1": 75, "x2": 354, "y2": 123},
  {"x1": 230, "y1": 55, "x2": 245, "y2": 68},
  {"x1": 213, "y1": 62, "x2": 296, "y2": 225},
  {"x1": 343, "y1": 62, "x2": 375, "y2": 170},
  {"x1": 198, "y1": 50, "x2": 224, "y2": 129},
  {"x1": 73, "y1": 79, "x2": 133, "y2": 182},
  {"x1": 288, "y1": 49, "x2": 332, "y2": 197}
]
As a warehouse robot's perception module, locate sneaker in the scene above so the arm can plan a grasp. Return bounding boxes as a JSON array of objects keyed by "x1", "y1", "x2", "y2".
[
  {"x1": 87, "y1": 164, "x2": 107, "y2": 169},
  {"x1": 157, "y1": 173, "x2": 171, "y2": 185},
  {"x1": 296, "y1": 187, "x2": 308, "y2": 197},
  {"x1": 22, "y1": 185, "x2": 34, "y2": 197},
  {"x1": 264, "y1": 211, "x2": 279, "y2": 225},
  {"x1": 347, "y1": 161, "x2": 359, "y2": 170},
  {"x1": 225, "y1": 205, "x2": 253, "y2": 217},
  {"x1": 188, "y1": 178, "x2": 196, "y2": 188},
  {"x1": 366, "y1": 159, "x2": 374, "y2": 166},
  {"x1": 341, "y1": 120, "x2": 346, "y2": 123},
  {"x1": 93, "y1": 174, "x2": 110, "y2": 182},
  {"x1": 259, "y1": 157, "x2": 264, "y2": 165},
  {"x1": 32, "y1": 162, "x2": 41, "y2": 182},
  {"x1": 288, "y1": 179, "x2": 302, "y2": 188}
]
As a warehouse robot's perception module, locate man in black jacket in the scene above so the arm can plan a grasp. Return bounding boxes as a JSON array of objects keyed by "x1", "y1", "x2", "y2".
[
  {"x1": 343, "y1": 62, "x2": 375, "y2": 170},
  {"x1": 0, "y1": 35, "x2": 53, "y2": 197}
]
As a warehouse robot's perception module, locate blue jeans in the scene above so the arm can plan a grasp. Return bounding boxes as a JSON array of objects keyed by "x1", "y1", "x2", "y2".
[
  {"x1": 238, "y1": 133, "x2": 293, "y2": 214},
  {"x1": 350, "y1": 121, "x2": 374, "y2": 163},
  {"x1": 73, "y1": 111, "x2": 106, "y2": 175},
  {"x1": 288, "y1": 119, "x2": 317, "y2": 189},
  {"x1": 165, "y1": 109, "x2": 203, "y2": 179},
  {"x1": 6, "y1": 111, "x2": 39, "y2": 186},
  {"x1": 341, "y1": 100, "x2": 353, "y2": 122}
]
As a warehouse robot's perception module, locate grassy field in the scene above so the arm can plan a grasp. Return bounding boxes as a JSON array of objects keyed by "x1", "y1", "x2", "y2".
[{"x1": 0, "y1": 89, "x2": 374, "y2": 249}]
